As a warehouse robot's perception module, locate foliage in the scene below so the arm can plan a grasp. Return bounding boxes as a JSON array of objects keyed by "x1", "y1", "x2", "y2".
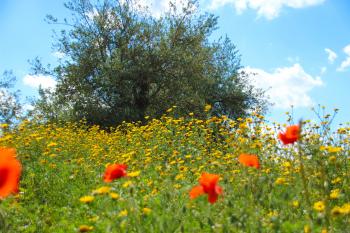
[
  {"x1": 32, "y1": 0, "x2": 267, "y2": 127},
  {"x1": 0, "y1": 71, "x2": 22, "y2": 128},
  {"x1": 0, "y1": 108, "x2": 350, "y2": 232}
]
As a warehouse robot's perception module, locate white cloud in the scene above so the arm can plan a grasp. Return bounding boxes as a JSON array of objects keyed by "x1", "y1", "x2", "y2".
[
  {"x1": 337, "y1": 44, "x2": 350, "y2": 72},
  {"x1": 23, "y1": 74, "x2": 57, "y2": 90},
  {"x1": 244, "y1": 63, "x2": 323, "y2": 108},
  {"x1": 344, "y1": 44, "x2": 350, "y2": 56},
  {"x1": 337, "y1": 58, "x2": 350, "y2": 72},
  {"x1": 324, "y1": 48, "x2": 337, "y2": 64},
  {"x1": 208, "y1": 0, "x2": 325, "y2": 20},
  {"x1": 320, "y1": 66, "x2": 327, "y2": 75}
]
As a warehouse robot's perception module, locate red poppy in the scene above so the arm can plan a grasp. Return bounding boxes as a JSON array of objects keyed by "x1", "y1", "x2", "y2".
[
  {"x1": 278, "y1": 125, "x2": 300, "y2": 145},
  {"x1": 238, "y1": 154, "x2": 260, "y2": 169},
  {"x1": 103, "y1": 164, "x2": 127, "y2": 182},
  {"x1": 189, "y1": 173, "x2": 223, "y2": 204},
  {"x1": 0, "y1": 148, "x2": 21, "y2": 198}
]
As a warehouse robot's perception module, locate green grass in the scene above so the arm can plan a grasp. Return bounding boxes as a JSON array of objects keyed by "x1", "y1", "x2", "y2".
[{"x1": 0, "y1": 111, "x2": 349, "y2": 232}]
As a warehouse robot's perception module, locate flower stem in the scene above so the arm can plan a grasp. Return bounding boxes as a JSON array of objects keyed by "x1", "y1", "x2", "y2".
[
  {"x1": 297, "y1": 121, "x2": 313, "y2": 222},
  {"x1": 0, "y1": 205, "x2": 8, "y2": 232}
]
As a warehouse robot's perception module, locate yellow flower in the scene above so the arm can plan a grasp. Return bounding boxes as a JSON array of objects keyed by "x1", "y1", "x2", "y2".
[
  {"x1": 93, "y1": 186, "x2": 111, "y2": 194},
  {"x1": 313, "y1": 201, "x2": 325, "y2": 212},
  {"x1": 292, "y1": 200, "x2": 299, "y2": 208},
  {"x1": 142, "y1": 207, "x2": 152, "y2": 215},
  {"x1": 327, "y1": 147, "x2": 342, "y2": 153},
  {"x1": 79, "y1": 225, "x2": 94, "y2": 232},
  {"x1": 275, "y1": 177, "x2": 287, "y2": 185},
  {"x1": 151, "y1": 188, "x2": 158, "y2": 195},
  {"x1": 339, "y1": 203, "x2": 350, "y2": 214},
  {"x1": 263, "y1": 168, "x2": 270, "y2": 174},
  {"x1": 204, "y1": 104, "x2": 212, "y2": 112},
  {"x1": 0, "y1": 123, "x2": 9, "y2": 129},
  {"x1": 267, "y1": 210, "x2": 278, "y2": 218},
  {"x1": 109, "y1": 192, "x2": 119, "y2": 200},
  {"x1": 304, "y1": 225, "x2": 311, "y2": 233},
  {"x1": 329, "y1": 155, "x2": 337, "y2": 163},
  {"x1": 331, "y1": 206, "x2": 343, "y2": 217},
  {"x1": 320, "y1": 146, "x2": 342, "y2": 153},
  {"x1": 122, "y1": 181, "x2": 133, "y2": 188},
  {"x1": 175, "y1": 174, "x2": 184, "y2": 181},
  {"x1": 337, "y1": 128, "x2": 346, "y2": 134},
  {"x1": 331, "y1": 177, "x2": 342, "y2": 184},
  {"x1": 128, "y1": 171, "x2": 141, "y2": 177},
  {"x1": 47, "y1": 142, "x2": 58, "y2": 147},
  {"x1": 118, "y1": 209, "x2": 128, "y2": 217},
  {"x1": 282, "y1": 161, "x2": 291, "y2": 168},
  {"x1": 330, "y1": 189, "x2": 340, "y2": 199},
  {"x1": 79, "y1": 196, "x2": 94, "y2": 203}
]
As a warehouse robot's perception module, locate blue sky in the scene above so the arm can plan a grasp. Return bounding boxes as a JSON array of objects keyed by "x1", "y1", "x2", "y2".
[{"x1": 1, "y1": 0, "x2": 349, "y2": 125}]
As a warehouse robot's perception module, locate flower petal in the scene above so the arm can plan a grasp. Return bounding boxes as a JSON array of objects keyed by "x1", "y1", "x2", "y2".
[
  {"x1": 0, "y1": 148, "x2": 21, "y2": 198},
  {"x1": 238, "y1": 154, "x2": 260, "y2": 169},
  {"x1": 208, "y1": 193, "x2": 219, "y2": 204},
  {"x1": 189, "y1": 185, "x2": 204, "y2": 199}
]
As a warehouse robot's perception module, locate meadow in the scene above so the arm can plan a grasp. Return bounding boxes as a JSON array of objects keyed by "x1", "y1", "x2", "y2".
[{"x1": 0, "y1": 107, "x2": 349, "y2": 232}]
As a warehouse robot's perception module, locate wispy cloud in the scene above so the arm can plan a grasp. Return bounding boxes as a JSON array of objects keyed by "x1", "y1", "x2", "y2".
[
  {"x1": 337, "y1": 44, "x2": 350, "y2": 72},
  {"x1": 324, "y1": 48, "x2": 337, "y2": 64},
  {"x1": 244, "y1": 63, "x2": 323, "y2": 108},
  {"x1": 23, "y1": 74, "x2": 57, "y2": 89},
  {"x1": 208, "y1": 0, "x2": 325, "y2": 20},
  {"x1": 338, "y1": 58, "x2": 350, "y2": 72}
]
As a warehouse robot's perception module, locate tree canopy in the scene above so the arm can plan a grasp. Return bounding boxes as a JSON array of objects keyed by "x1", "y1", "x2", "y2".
[
  {"x1": 32, "y1": 0, "x2": 267, "y2": 127},
  {"x1": 0, "y1": 71, "x2": 21, "y2": 127}
]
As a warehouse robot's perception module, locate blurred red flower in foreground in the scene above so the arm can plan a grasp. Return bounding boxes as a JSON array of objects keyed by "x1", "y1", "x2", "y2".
[
  {"x1": 238, "y1": 154, "x2": 260, "y2": 169},
  {"x1": 190, "y1": 173, "x2": 223, "y2": 204},
  {"x1": 0, "y1": 148, "x2": 21, "y2": 198},
  {"x1": 278, "y1": 125, "x2": 300, "y2": 145},
  {"x1": 103, "y1": 164, "x2": 127, "y2": 182}
]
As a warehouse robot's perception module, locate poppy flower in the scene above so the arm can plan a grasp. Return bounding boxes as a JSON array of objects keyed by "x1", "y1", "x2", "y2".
[
  {"x1": 0, "y1": 148, "x2": 22, "y2": 198},
  {"x1": 103, "y1": 164, "x2": 127, "y2": 182},
  {"x1": 278, "y1": 125, "x2": 300, "y2": 145},
  {"x1": 189, "y1": 173, "x2": 223, "y2": 204},
  {"x1": 238, "y1": 154, "x2": 260, "y2": 169}
]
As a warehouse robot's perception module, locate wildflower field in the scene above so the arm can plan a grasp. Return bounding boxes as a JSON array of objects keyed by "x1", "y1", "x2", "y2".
[{"x1": 0, "y1": 108, "x2": 350, "y2": 232}]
